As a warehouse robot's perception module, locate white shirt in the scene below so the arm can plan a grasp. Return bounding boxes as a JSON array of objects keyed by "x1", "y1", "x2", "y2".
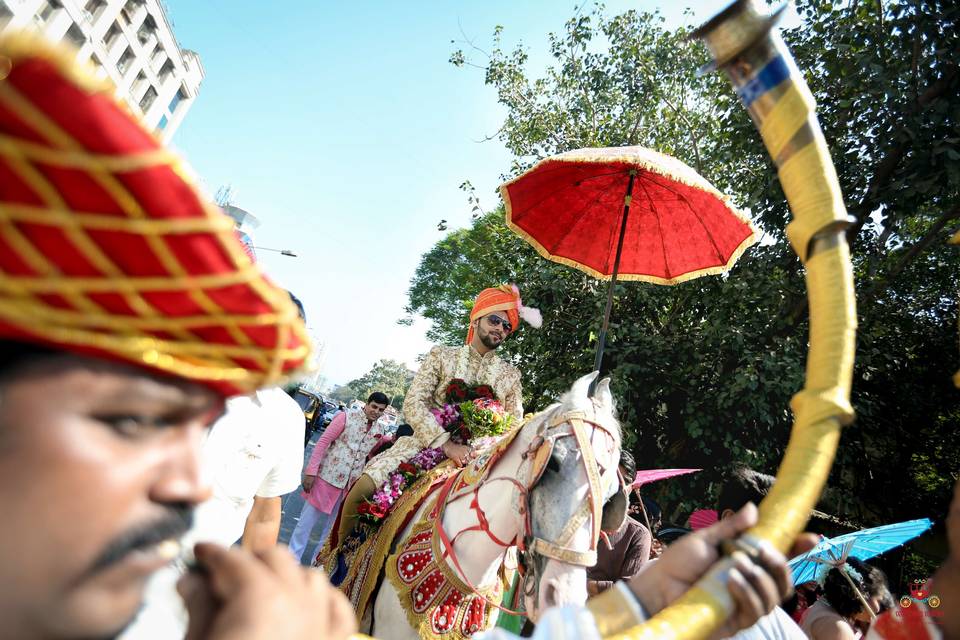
[
  {"x1": 121, "y1": 387, "x2": 304, "y2": 640},
  {"x1": 186, "y1": 386, "x2": 304, "y2": 548}
]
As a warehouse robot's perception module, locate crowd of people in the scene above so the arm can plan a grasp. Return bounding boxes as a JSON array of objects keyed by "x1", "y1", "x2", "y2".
[{"x1": 0, "y1": 33, "x2": 956, "y2": 640}]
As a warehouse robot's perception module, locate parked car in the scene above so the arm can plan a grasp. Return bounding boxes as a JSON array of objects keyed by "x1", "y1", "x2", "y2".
[
  {"x1": 320, "y1": 401, "x2": 340, "y2": 426},
  {"x1": 378, "y1": 407, "x2": 399, "y2": 430},
  {"x1": 292, "y1": 388, "x2": 324, "y2": 446}
]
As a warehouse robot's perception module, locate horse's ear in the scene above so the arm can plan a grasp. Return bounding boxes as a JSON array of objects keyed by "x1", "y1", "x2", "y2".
[
  {"x1": 571, "y1": 371, "x2": 599, "y2": 401},
  {"x1": 595, "y1": 377, "x2": 613, "y2": 412}
]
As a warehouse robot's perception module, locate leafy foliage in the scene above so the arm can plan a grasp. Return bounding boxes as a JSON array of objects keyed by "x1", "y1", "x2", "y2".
[
  {"x1": 327, "y1": 383, "x2": 359, "y2": 404},
  {"x1": 412, "y1": 0, "x2": 960, "y2": 530},
  {"x1": 346, "y1": 359, "x2": 415, "y2": 409}
]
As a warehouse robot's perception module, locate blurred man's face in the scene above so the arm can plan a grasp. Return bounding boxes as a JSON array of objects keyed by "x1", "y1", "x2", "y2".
[
  {"x1": 0, "y1": 355, "x2": 220, "y2": 639},
  {"x1": 363, "y1": 401, "x2": 388, "y2": 422}
]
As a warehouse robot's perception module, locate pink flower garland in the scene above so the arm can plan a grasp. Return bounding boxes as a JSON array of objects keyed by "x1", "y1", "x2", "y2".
[
  {"x1": 357, "y1": 379, "x2": 511, "y2": 528},
  {"x1": 429, "y1": 404, "x2": 461, "y2": 429},
  {"x1": 360, "y1": 447, "x2": 446, "y2": 526}
]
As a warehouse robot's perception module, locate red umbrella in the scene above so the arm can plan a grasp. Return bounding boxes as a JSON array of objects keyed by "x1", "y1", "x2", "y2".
[{"x1": 501, "y1": 146, "x2": 756, "y2": 371}]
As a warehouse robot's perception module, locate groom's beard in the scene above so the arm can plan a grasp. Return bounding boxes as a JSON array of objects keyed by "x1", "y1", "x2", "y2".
[{"x1": 480, "y1": 332, "x2": 502, "y2": 350}]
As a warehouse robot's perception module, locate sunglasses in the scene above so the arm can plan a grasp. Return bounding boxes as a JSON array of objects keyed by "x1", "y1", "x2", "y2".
[{"x1": 485, "y1": 314, "x2": 512, "y2": 333}]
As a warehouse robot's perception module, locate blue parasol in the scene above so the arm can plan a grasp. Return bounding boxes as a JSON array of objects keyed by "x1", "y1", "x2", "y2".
[{"x1": 788, "y1": 517, "x2": 933, "y2": 585}]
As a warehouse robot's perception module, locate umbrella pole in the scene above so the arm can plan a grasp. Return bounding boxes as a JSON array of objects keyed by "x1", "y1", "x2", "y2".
[
  {"x1": 635, "y1": 487, "x2": 652, "y2": 532},
  {"x1": 592, "y1": 170, "x2": 637, "y2": 377}
]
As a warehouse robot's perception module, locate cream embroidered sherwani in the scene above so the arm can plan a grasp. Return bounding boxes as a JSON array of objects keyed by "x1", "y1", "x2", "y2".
[{"x1": 363, "y1": 344, "x2": 523, "y2": 485}]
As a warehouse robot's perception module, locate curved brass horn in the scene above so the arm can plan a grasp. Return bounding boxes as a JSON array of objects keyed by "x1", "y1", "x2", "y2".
[{"x1": 590, "y1": 1, "x2": 858, "y2": 637}]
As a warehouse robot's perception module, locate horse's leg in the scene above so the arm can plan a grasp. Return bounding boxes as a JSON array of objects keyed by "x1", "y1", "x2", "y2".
[{"x1": 371, "y1": 573, "x2": 421, "y2": 640}]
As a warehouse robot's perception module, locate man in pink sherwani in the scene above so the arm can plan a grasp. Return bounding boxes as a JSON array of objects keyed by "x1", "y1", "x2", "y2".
[{"x1": 288, "y1": 392, "x2": 390, "y2": 564}]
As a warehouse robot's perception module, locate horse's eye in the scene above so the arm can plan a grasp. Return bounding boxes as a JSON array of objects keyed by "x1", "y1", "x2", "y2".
[{"x1": 546, "y1": 451, "x2": 562, "y2": 473}]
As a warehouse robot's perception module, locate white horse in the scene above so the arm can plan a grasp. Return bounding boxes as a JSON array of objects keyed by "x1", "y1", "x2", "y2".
[{"x1": 368, "y1": 371, "x2": 625, "y2": 639}]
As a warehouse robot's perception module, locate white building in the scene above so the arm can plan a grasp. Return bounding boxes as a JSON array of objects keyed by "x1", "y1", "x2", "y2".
[{"x1": 0, "y1": 0, "x2": 203, "y2": 141}]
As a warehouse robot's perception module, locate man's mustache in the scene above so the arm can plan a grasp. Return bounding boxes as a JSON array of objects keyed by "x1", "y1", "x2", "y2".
[{"x1": 86, "y1": 505, "x2": 193, "y2": 575}]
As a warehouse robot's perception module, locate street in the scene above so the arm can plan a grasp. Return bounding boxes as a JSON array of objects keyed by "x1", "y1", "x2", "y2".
[{"x1": 278, "y1": 428, "x2": 326, "y2": 558}]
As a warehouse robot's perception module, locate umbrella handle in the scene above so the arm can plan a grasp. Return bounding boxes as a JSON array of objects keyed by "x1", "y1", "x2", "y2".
[
  {"x1": 633, "y1": 487, "x2": 652, "y2": 534},
  {"x1": 593, "y1": 170, "x2": 637, "y2": 379},
  {"x1": 840, "y1": 567, "x2": 878, "y2": 621},
  {"x1": 588, "y1": 2, "x2": 857, "y2": 639}
]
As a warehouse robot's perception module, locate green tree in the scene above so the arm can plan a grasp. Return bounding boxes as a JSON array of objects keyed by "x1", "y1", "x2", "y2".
[
  {"x1": 347, "y1": 359, "x2": 415, "y2": 409},
  {"x1": 410, "y1": 1, "x2": 959, "y2": 529},
  {"x1": 327, "y1": 384, "x2": 359, "y2": 404}
]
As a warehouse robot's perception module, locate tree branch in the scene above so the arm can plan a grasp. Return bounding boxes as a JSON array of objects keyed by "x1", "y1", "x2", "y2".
[
  {"x1": 560, "y1": 26, "x2": 597, "y2": 145},
  {"x1": 865, "y1": 219, "x2": 898, "y2": 280},
  {"x1": 457, "y1": 18, "x2": 492, "y2": 61},
  {"x1": 861, "y1": 205, "x2": 960, "y2": 302},
  {"x1": 627, "y1": 111, "x2": 645, "y2": 145},
  {"x1": 846, "y1": 64, "x2": 958, "y2": 242},
  {"x1": 472, "y1": 123, "x2": 507, "y2": 144},
  {"x1": 633, "y1": 56, "x2": 704, "y2": 173},
  {"x1": 762, "y1": 203, "x2": 960, "y2": 352}
]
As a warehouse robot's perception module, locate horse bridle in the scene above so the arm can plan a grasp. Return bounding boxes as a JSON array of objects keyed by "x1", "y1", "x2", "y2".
[
  {"x1": 432, "y1": 405, "x2": 626, "y2": 615},
  {"x1": 519, "y1": 409, "x2": 624, "y2": 561},
  {"x1": 516, "y1": 408, "x2": 626, "y2": 600}
]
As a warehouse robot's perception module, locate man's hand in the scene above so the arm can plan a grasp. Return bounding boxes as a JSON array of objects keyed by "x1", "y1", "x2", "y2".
[
  {"x1": 627, "y1": 503, "x2": 803, "y2": 639},
  {"x1": 302, "y1": 474, "x2": 316, "y2": 492},
  {"x1": 178, "y1": 543, "x2": 357, "y2": 640},
  {"x1": 442, "y1": 441, "x2": 476, "y2": 467}
]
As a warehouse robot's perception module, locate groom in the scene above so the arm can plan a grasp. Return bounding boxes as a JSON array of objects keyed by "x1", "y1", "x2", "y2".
[{"x1": 335, "y1": 285, "x2": 539, "y2": 544}]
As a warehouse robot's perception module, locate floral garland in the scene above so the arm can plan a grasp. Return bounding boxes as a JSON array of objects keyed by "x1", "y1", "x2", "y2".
[
  {"x1": 358, "y1": 379, "x2": 513, "y2": 528},
  {"x1": 358, "y1": 447, "x2": 446, "y2": 524}
]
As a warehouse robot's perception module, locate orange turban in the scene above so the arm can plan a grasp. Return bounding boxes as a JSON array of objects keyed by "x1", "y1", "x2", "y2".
[{"x1": 466, "y1": 285, "x2": 541, "y2": 344}]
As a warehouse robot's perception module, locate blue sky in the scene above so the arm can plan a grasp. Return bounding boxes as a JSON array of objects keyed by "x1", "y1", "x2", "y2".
[{"x1": 163, "y1": 0, "x2": 793, "y2": 387}]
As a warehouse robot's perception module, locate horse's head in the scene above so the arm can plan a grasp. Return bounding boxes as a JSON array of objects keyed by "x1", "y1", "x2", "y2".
[{"x1": 518, "y1": 371, "x2": 624, "y2": 621}]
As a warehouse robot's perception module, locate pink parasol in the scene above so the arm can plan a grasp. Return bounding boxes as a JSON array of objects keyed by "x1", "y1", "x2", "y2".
[
  {"x1": 688, "y1": 509, "x2": 719, "y2": 531},
  {"x1": 632, "y1": 468, "x2": 701, "y2": 489},
  {"x1": 629, "y1": 468, "x2": 701, "y2": 533}
]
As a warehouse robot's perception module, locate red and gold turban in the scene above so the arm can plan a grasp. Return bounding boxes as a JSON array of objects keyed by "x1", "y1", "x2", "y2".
[
  {"x1": 0, "y1": 33, "x2": 310, "y2": 396},
  {"x1": 466, "y1": 284, "x2": 541, "y2": 344}
]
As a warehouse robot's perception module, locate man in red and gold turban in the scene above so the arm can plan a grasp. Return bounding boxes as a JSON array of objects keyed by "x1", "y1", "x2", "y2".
[
  {"x1": 0, "y1": 34, "x2": 353, "y2": 640},
  {"x1": 334, "y1": 285, "x2": 541, "y2": 546}
]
